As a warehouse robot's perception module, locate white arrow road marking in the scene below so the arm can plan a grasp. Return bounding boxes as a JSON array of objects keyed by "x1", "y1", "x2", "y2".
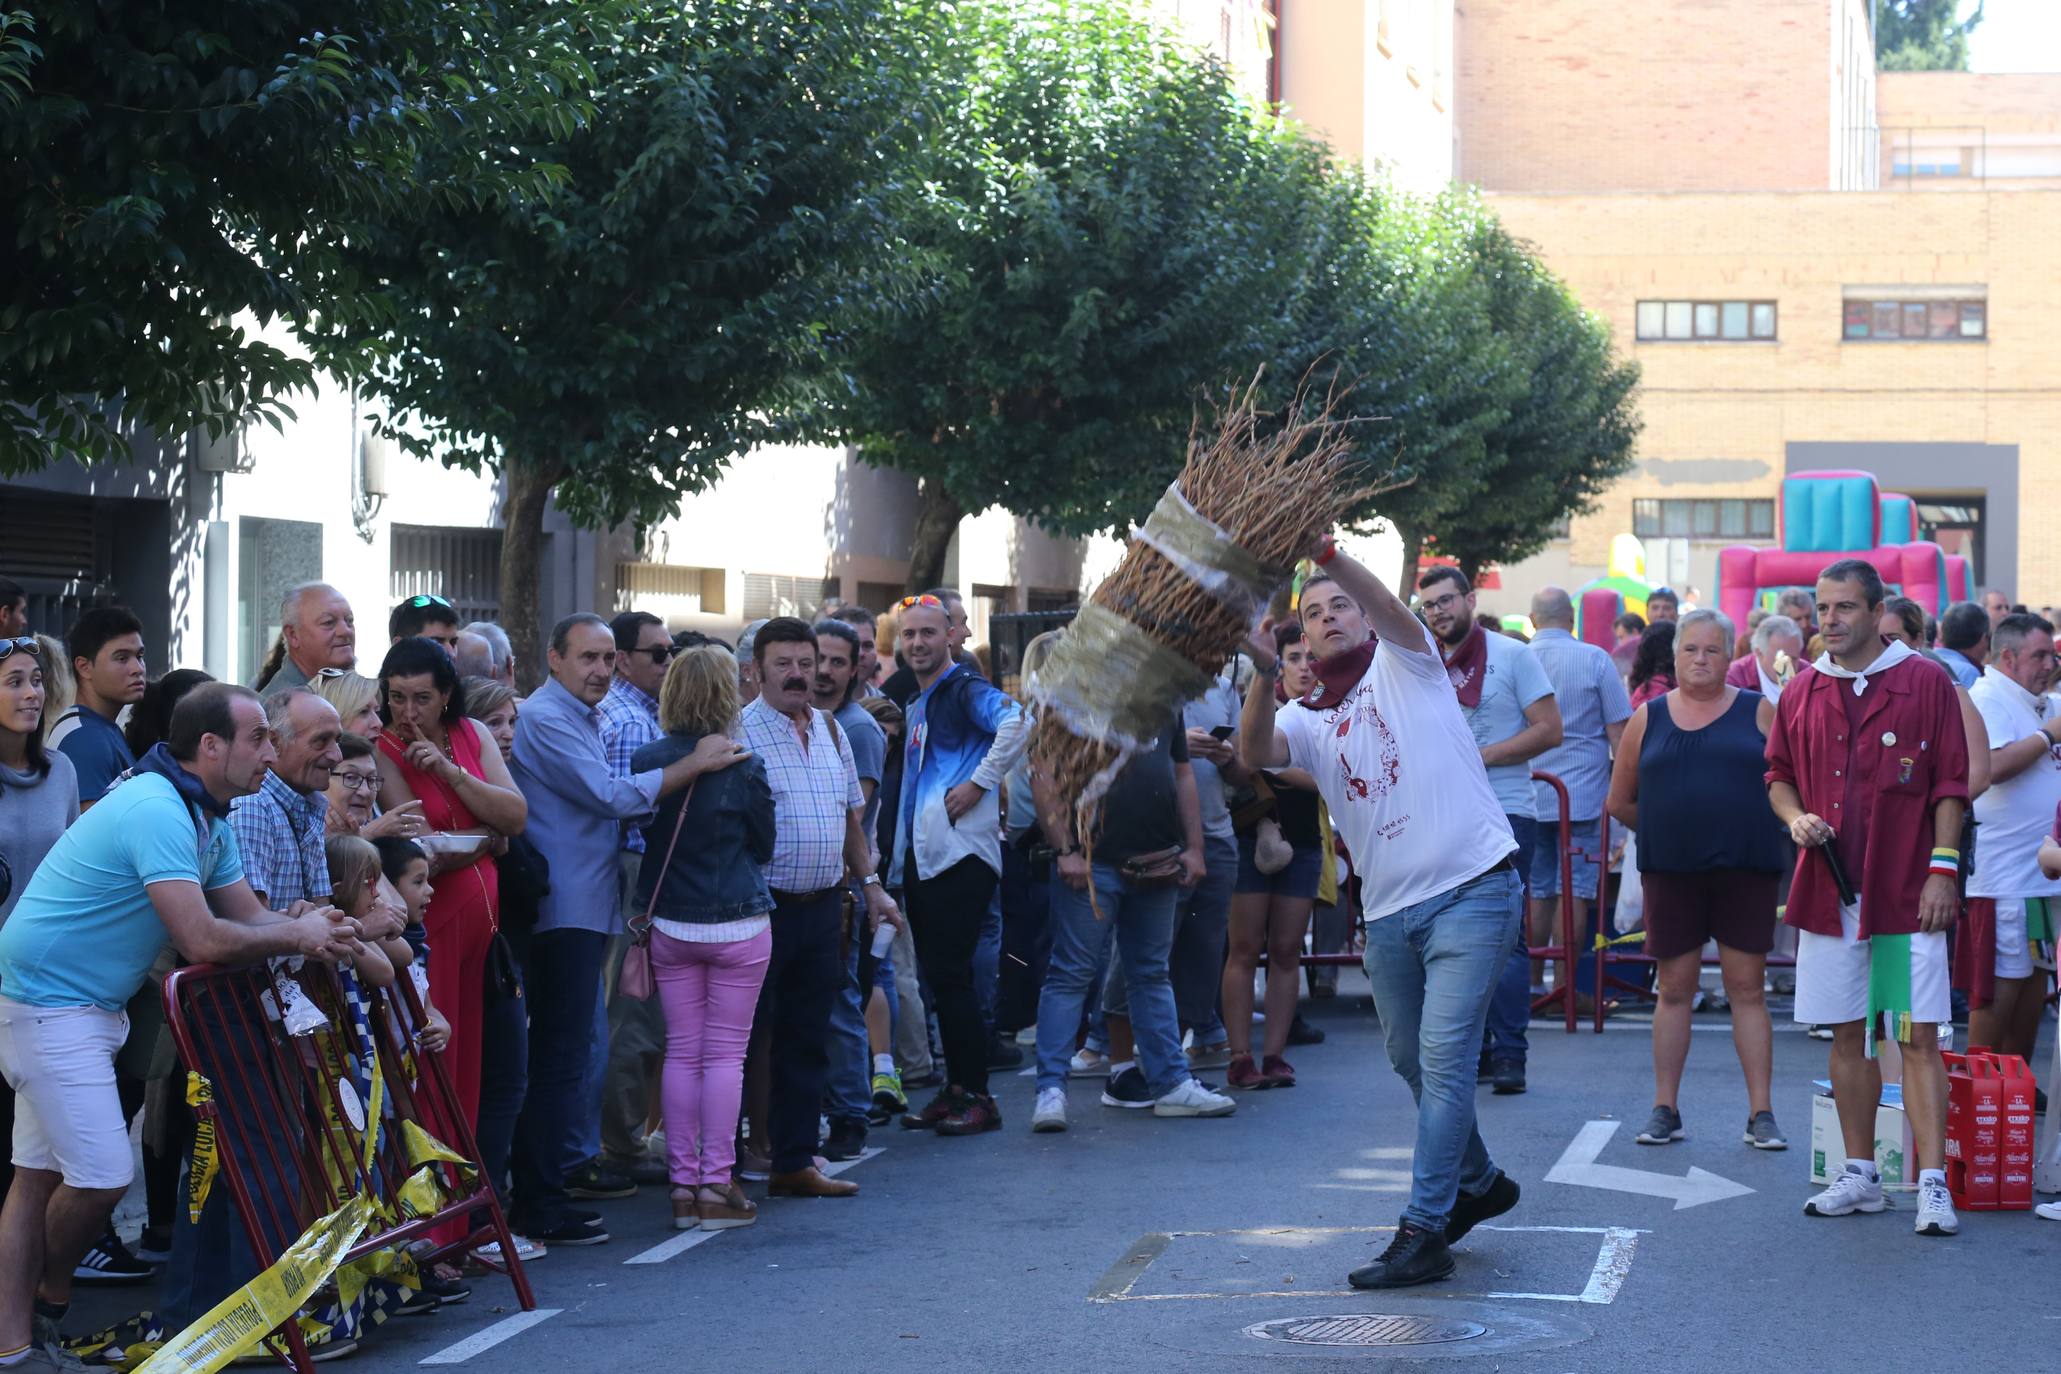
[{"x1": 1544, "y1": 1120, "x2": 1755, "y2": 1210}]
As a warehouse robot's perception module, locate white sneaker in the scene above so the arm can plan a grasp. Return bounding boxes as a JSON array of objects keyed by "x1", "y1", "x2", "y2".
[
  {"x1": 2035, "y1": 1200, "x2": 2061, "y2": 1221},
  {"x1": 1804, "y1": 1163, "x2": 1886, "y2": 1217},
  {"x1": 1068, "y1": 1048, "x2": 1110, "y2": 1077},
  {"x1": 472, "y1": 1235, "x2": 546, "y2": 1268},
  {"x1": 1914, "y1": 1176, "x2": 1959, "y2": 1237},
  {"x1": 1152, "y1": 1078, "x2": 1237, "y2": 1118},
  {"x1": 1031, "y1": 1087, "x2": 1068, "y2": 1133}
]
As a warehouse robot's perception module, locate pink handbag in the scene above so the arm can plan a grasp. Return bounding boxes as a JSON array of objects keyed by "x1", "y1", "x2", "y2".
[{"x1": 618, "y1": 781, "x2": 695, "y2": 1000}]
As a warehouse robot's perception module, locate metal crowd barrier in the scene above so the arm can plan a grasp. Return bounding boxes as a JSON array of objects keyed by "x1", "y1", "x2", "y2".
[
  {"x1": 1528, "y1": 771, "x2": 1582, "y2": 1035},
  {"x1": 163, "y1": 961, "x2": 534, "y2": 1371}
]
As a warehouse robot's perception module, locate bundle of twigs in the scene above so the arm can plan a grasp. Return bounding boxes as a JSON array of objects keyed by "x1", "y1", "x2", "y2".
[{"x1": 1029, "y1": 373, "x2": 1390, "y2": 855}]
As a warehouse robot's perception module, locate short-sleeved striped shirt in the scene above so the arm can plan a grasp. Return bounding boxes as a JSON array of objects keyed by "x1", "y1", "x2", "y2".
[
  {"x1": 229, "y1": 769, "x2": 330, "y2": 909},
  {"x1": 598, "y1": 677, "x2": 662, "y2": 853},
  {"x1": 739, "y1": 697, "x2": 861, "y2": 893}
]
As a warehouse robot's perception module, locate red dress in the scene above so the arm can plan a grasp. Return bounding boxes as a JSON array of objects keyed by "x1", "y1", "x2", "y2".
[{"x1": 376, "y1": 721, "x2": 499, "y2": 1144}]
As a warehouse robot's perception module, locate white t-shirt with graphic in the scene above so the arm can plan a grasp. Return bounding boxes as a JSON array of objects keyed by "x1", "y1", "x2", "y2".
[
  {"x1": 1278, "y1": 620, "x2": 1517, "y2": 921},
  {"x1": 1969, "y1": 670, "x2": 2061, "y2": 899}
]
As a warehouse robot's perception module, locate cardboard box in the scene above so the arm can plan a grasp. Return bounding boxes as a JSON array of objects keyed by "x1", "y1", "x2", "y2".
[{"x1": 1809, "y1": 1081, "x2": 1917, "y2": 1191}]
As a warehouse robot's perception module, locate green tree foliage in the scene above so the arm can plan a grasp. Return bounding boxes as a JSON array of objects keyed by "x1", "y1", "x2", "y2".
[
  {"x1": 302, "y1": 0, "x2": 936, "y2": 681},
  {"x1": 1876, "y1": 0, "x2": 1985, "y2": 72},
  {"x1": 0, "y1": 1, "x2": 593, "y2": 472},
  {"x1": 821, "y1": 0, "x2": 1340, "y2": 591}
]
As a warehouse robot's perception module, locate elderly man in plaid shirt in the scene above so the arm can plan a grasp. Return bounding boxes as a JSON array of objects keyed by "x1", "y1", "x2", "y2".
[
  {"x1": 592, "y1": 611, "x2": 676, "y2": 1190},
  {"x1": 738, "y1": 618, "x2": 902, "y2": 1198}
]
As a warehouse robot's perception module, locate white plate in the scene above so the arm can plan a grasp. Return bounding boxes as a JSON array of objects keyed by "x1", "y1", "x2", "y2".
[{"x1": 418, "y1": 833, "x2": 492, "y2": 857}]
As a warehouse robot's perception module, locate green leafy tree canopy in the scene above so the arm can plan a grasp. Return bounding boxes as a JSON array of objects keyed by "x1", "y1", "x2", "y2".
[{"x1": 1876, "y1": 0, "x2": 1985, "y2": 71}]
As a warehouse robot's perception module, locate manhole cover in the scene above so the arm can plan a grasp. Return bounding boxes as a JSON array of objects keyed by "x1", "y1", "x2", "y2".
[{"x1": 1244, "y1": 1315, "x2": 1489, "y2": 1348}]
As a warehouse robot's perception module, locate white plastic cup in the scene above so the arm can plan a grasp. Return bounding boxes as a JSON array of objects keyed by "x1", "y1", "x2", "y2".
[{"x1": 870, "y1": 923, "x2": 894, "y2": 960}]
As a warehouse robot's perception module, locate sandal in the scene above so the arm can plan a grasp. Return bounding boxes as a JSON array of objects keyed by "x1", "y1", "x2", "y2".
[{"x1": 695, "y1": 1182, "x2": 757, "y2": 1230}]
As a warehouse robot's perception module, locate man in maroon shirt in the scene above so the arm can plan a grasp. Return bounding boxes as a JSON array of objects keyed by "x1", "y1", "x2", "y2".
[{"x1": 1765, "y1": 559, "x2": 1968, "y2": 1238}]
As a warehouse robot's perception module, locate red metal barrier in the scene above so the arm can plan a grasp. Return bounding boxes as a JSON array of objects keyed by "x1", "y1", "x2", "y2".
[
  {"x1": 1529, "y1": 771, "x2": 1581, "y2": 1034},
  {"x1": 163, "y1": 961, "x2": 533, "y2": 1371}
]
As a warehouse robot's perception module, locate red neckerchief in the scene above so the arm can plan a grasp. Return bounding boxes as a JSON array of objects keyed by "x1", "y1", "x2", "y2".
[
  {"x1": 1439, "y1": 622, "x2": 1489, "y2": 709},
  {"x1": 1302, "y1": 639, "x2": 1376, "y2": 711}
]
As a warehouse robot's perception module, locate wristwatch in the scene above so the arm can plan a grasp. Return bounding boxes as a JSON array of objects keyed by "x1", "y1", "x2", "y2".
[{"x1": 861, "y1": 874, "x2": 884, "y2": 889}]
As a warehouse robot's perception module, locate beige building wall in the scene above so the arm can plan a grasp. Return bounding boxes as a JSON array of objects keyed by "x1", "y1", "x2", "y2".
[
  {"x1": 1878, "y1": 73, "x2": 2061, "y2": 191},
  {"x1": 1279, "y1": 0, "x2": 1455, "y2": 191},
  {"x1": 1477, "y1": 188, "x2": 2061, "y2": 615},
  {"x1": 1456, "y1": 0, "x2": 1851, "y2": 193}
]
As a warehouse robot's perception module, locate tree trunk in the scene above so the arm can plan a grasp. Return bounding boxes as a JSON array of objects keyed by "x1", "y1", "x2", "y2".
[
  {"x1": 1458, "y1": 555, "x2": 1484, "y2": 591},
  {"x1": 1393, "y1": 522, "x2": 1424, "y2": 599},
  {"x1": 903, "y1": 476, "x2": 965, "y2": 595},
  {"x1": 499, "y1": 459, "x2": 566, "y2": 693}
]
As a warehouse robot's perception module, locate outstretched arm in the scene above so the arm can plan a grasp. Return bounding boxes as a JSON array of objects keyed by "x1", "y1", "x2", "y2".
[{"x1": 1322, "y1": 547, "x2": 1429, "y2": 655}]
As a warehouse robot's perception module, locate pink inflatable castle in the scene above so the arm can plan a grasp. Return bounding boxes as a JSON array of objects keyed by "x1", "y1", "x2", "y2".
[{"x1": 1717, "y1": 470, "x2": 1960, "y2": 626}]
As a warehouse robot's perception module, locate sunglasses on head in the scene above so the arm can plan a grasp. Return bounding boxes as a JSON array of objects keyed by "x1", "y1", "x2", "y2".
[
  {"x1": 404, "y1": 594, "x2": 454, "y2": 611},
  {"x1": 896, "y1": 594, "x2": 945, "y2": 611},
  {"x1": 0, "y1": 638, "x2": 40, "y2": 663}
]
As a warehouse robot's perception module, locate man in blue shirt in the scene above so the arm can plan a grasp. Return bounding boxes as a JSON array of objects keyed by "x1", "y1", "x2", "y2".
[
  {"x1": 1934, "y1": 601, "x2": 1989, "y2": 689},
  {"x1": 47, "y1": 607, "x2": 148, "y2": 807},
  {"x1": 0, "y1": 683, "x2": 353, "y2": 1371},
  {"x1": 1420, "y1": 570, "x2": 1561, "y2": 1094},
  {"x1": 1525, "y1": 588, "x2": 1632, "y2": 1007},
  {"x1": 595, "y1": 611, "x2": 673, "y2": 1191},
  {"x1": 509, "y1": 614, "x2": 741, "y2": 1246}
]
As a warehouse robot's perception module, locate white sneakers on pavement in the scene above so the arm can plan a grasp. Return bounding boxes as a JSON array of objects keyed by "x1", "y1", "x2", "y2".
[
  {"x1": 1804, "y1": 1163, "x2": 1887, "y2": 1217},
  {"x1": 1152, "y1": 1078, "x2": 1236, "y2": 1118},
  {"x1": 1032, "y1": 1087, "x2": 1069, "y2": 1133},
  {"x1": 1914, "y1": 1176, "x2": 1959, "y2": 1237},
  {"x1": 1068, "y1": 1048, "x2": 1110, "y2": 1077}
]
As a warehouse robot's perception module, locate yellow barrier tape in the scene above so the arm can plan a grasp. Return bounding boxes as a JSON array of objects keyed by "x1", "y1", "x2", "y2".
[
  {"x1": 132, "y1": 1193, "x2": 373, "y2": 1374},
  {"x1": 185, "y1": 1073, "x2": 219, "y2": 1224},
  {"x1": 396, "y1": 1120, "x2": 476, "y2": 1220},
  {"x1": 1592, "y1": 930, "x2": 1648, "y2": 951}
]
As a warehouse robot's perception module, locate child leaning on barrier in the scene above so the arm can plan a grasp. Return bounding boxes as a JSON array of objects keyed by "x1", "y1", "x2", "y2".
[{"x1": 327, "y1": 834, "x2": 450, "y2": 1051}]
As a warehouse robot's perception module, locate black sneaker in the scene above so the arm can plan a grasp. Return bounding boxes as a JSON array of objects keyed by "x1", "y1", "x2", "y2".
[
  {"x1": 568, "y1": 1159, "x2": 637, "y2": 1200},
  {"x1": 986, "y1": 1036, "x2": 1025, "y2": 1070},
  {"x1": 521, "y1": 1214, "x2": 609, "y2": 1247},
  {"x1": 1347, "y1": 1224, "x2": 1455, "y2": 1289},
  {"x1": 74, "y1": 1230, "x2": 155, "y2": 1285},
  {"x1": 1490, "y1": 1057, "x2": 1526, "y2": 1095},
  {"x1": 822, "y1": 1117, "x2": 868, "y2": 1161},
  {"x1": 1286, "y1": 1014, "x2": 1326, "y2": 1046},
  {"x1": 1444, "y1": 1170, "x2": 1521, "y2": 1244},
  {"x1": 1099, "y1": 1066, "x2": 1153, "y2": 1109}
]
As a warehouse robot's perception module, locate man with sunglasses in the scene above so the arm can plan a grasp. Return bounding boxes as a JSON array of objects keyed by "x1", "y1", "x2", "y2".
[
  {"x1": 593, "y1": 612, "x2": 674, "y2": 1191},
  {"x1": 389, "y1": 594, "x2": 461, "y2": 652}
]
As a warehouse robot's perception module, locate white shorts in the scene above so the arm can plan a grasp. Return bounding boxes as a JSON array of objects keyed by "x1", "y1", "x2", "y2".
[
  {"x1": 1792, "y1": 901, "x2": 1950, "y2": 1029},
  {"x1": 0, "y1": 996, "x2": 135, "y2": 1190},
  {"x1": 1993, "y1": 897, "x2": 2035, "y2": 981}
]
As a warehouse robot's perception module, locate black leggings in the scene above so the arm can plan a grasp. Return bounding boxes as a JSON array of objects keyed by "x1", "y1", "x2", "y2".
[{"x1": 906, "y1": 858, "x2": 999, "y2": 1096}]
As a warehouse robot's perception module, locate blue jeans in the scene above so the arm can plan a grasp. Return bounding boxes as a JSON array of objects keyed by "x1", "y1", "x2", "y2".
[
  {"x1": 1485, "y1": 815, "x2": 1537, "y2": 1061},
  {"x1": 1169, "y1": 834, "x2": 1238, "y2": 1044},
  {"x1": 1036, "y1": 865, "x2": 1187, "y2": 1097},
  {"x1": 1363, "y1": 864, "x2": 1522, "y2": 1233},
  {"x1": 974, "y1": 889, "x2": 1002, "y2": 1036},
  {"x1": 514, "y1": 927, "x2": 609, "y2": 1228},
  {"x1": 826, "y1": 905, "x2": 894, "y2": 1126}
]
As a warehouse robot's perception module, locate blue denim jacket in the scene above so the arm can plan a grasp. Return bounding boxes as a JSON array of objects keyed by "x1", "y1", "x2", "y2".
[{"x1": 630, "y1": 732, "x2": 776, "y2": 924}]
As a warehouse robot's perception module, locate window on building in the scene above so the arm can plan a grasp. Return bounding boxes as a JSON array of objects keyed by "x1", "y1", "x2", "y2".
[
  {"x1": 742, "y1": 573, "x2": 837, "y2": 622},
  {"x1": 1842, "y1": 297, "x2": 1985, "y2": 341},
  {"x1": 1546, "y1": 515, "x2": 1572, "y2": 539},
  {"x1": 616, "y1": 563, "x2": 725, "y2": 618},
  {"x1": 390, "y1": 525, "x2": 503, "y2": 625},
  {"x1": 1632, "y1": 498, "x2": 1775, "y2": 541},
  {"x1": 1635, "y1": 300, "x2": 1777, "y2": 342}
]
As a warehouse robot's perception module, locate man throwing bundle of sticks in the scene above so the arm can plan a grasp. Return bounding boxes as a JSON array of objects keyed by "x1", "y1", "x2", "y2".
[{"x1": 1239, "y1": 538, "x2": 1524, "y2": 1289}]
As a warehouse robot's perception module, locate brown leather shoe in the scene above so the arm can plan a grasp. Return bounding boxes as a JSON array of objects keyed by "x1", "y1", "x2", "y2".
[{"x1": 766, "y1": 1166, "x2": 858, "y2": 1198}]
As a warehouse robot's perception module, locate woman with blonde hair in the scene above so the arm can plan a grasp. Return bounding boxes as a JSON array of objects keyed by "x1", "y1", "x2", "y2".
[
  {"x1": 311, "y1": 669, "x2": 382, "y2": 737},
  {"x1": 32, "y1": 633, "x2": 70, "y2": 742},
  {"x1": 630, "y1": 644, "x2": 773, "y2": 1231}
]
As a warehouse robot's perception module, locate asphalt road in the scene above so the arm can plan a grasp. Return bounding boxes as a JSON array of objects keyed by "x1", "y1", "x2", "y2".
[{"x1": 78, "y1": 971, "x2": 2059, "y2": 1372}]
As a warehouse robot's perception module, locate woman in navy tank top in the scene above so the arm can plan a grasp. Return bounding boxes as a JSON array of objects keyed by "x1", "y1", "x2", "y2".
[{"x1": 1607, "y1": 609, "x2": 1788, "y2": 1152}]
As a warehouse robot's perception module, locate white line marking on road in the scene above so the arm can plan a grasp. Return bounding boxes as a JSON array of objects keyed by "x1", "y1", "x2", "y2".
[
  {"x1": 1545, "y1": 1119, "x2": 1754, "y2": 1209},
  {"x1": 418, "y1": 1308, "x2": 561, "y2": 1364},
  {"x1": 623, "y1": 1226, "x2": 722, "y2": 1266},
  {"x1": 624, "y1": 1146, "x2": 884, "y2": 1265},
  {"x1": 1577, "y1": 1227, "x2": 1641, "y2": 1303}
]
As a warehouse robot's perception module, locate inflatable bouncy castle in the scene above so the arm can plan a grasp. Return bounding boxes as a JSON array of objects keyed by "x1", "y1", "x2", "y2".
[
  {"x1": 1576, "y1": 534, "x2": 1654, "y2": 649},
  {"x1": 1716, "y1": 470, "x2": 1958, "y2": 626}
]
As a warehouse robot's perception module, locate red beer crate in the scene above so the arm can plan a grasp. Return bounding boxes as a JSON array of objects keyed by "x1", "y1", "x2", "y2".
[{"x1": 1947, "y1": 1049, "x2": 2036, "y2": 1211}]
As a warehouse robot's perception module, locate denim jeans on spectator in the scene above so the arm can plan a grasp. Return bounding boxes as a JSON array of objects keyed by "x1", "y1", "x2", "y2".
[
  {"x1": 1037, "y1": 864, "x2": 1188, "y2": 1098},
  {"x1": 1361, "y1": 864, "x2": 1521, "y2": 1233},
  {"x1": 974, "y1": 888, "x2": 1002, "y2": 1037},
  {"x1": 997, "y1": 841, "x2": 1052, "y2": 1035},
  {"x1": 826, "y1": 896, "x2": 888, "y2": 1127},
  {"x1": 514, "y1": 927, "x2": 610, "y2": 1228},
  {"x1": 1169, "y1": 834, "x2": 1237, "y2": 1044},
  {"x1": 748, "y1": 887, "x2": 845, "y2": 1173},
  {"x1": 1484, "y1": 815, "x2": 1537, "y2": 1062}
]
